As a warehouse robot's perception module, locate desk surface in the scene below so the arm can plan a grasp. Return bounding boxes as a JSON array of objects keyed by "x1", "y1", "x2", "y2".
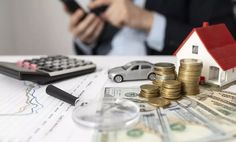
[
  {"x1": 1, "y1": 56, "x2": 235, "y2": 142},
  {"x1": 0, "y1": 56, "x2": 176, "y2": 142}
]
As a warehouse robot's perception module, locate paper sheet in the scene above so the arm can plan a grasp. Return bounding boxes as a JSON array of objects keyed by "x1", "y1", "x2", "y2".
[{"x1": 0, "y1": 69, "x2": 108, "y2": 142}]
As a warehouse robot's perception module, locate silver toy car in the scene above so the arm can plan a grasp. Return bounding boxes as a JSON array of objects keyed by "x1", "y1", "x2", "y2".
[{"x1": 108, "y1": 61, "x2": 156, "y2": 83}]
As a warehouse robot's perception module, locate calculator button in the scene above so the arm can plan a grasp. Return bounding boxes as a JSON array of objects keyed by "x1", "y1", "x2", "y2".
[
  {"x1": 16, "y1": 60, "x2": 24, "y2": 67},
  {"x1": 45, "y1": 61, "x2": 53, "y2": 65},
  {"x1": 52, "y1": 63, "x2": 61, "y2": 67},
  {"x1": 61, "y1": 65, "x2": 68, "y2": 69},
  {"x1": 38, "y1": 62, "x2": 45, "y2": 66},
  {"x1": 30, "y1": 64, "x2": 38, "y2": 71},
  {"x1": 23, "y1": 62, "x2": 30, "y2": 68},
  {"x1": 69, "y1": 64, "x2": 76, "y2": 67},
  {"x1": 53, "y1": 60, "x2": 60, "y2": 63},
  {"x1": 39, "y1": 57, "x2": 47, "y2": 60}
]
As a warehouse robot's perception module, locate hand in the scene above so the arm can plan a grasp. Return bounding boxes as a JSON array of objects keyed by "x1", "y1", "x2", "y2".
[
  {"x1": 69, "y1": 9, "x2": 104, "y2": 44},
  {"x1": 90, "y1": 0, "x2": 154, "y2": 32}
]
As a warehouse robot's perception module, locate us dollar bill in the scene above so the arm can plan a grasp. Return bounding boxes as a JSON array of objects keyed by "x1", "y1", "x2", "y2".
[
  {"x1": 92, "y1": 87, "x2": 236, "y2": 142},
  {"x1": 190, "y1": 90, "x2": 236, "y2": 122}
]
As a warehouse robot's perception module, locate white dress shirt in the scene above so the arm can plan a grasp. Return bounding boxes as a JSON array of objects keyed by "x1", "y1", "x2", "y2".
[{"x1": 75, "y1": 0, "x2": 166, "y2": 55}]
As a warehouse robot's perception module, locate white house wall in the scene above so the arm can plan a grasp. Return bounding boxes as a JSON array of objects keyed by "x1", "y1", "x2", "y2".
[
  {"x1": 225, "y1": 68, "x2": 236, "y2": 86},
  {"x1": 176, "y1": 32, "x2": 222, "y2": 85}
]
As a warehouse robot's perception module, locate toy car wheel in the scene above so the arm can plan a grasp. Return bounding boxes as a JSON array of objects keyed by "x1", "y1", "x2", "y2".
[
  {"x1": 148, "y1": 73, "x2": 156, "y2": 81},
  {"x1": 114, "y1": 75, "x2": 123, "y2": 83}
]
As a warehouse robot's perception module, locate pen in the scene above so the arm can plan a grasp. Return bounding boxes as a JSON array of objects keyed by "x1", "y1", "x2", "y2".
[{"x1": 46, "y1": 85, "x2": 77, "y2": 106}]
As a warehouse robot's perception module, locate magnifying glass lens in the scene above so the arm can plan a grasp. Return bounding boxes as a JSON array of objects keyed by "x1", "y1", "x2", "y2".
[{"x1": 72, "y1": 99, "x2": 140, "y2": 131}]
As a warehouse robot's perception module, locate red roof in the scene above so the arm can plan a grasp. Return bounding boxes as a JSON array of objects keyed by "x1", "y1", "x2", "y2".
[{"x1": 174, "y1": 23, "x2": 236, "y2": 71}]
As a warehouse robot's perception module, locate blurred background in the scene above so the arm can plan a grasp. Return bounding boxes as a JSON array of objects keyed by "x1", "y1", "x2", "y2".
[
  {"x1": 0, "y1": 0, "x2": 236, "y2": 55},
  {"x1": 0, "y1": 0, "x2": 74, "y2": 55}
]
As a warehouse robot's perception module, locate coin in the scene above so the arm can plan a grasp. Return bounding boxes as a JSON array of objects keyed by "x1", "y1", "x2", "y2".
[
  {"x1": 155, "y1": 70, "x2": 176, "y2": 75},
  {"x1": 140, "y1": 84, "x2": 158, "y2": 92},
  {"x1": 162, "y1": 95, "x2": 182, "y2": 100},
  {"x1": 156, "y1": 74, "x2": 176, "y2": 80},
  {"x1": 140, "y1": 91, "x2": 159, "y2": 98},
  {"x1": 140, "y1": 85, "x2": 159, "y2": 96},
  {"x1": 180, "y1": 59, "x2": 203, "y2": 66},
  {"x1": 178, "y1": 71, "x2": 201, "y2": 77},
  {"x1": 148, "y1": 98, "x2": 171, "y2": 107},
  {"x1": 162, "y1": 80, "x2": 181, "y2": 89},
  {"x1": 154, "y1": 63, "x2": 175, "y2": 72}
]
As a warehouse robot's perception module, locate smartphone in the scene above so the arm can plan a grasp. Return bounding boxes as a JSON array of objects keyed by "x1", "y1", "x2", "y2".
[{"x1": 61, "y1": 0, "x2": 107, "y2": 15}]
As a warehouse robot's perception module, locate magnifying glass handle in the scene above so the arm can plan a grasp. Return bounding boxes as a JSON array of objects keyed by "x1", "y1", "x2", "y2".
[{"x1": 46, "y1": 85, "x2": 77, "y2": 106}]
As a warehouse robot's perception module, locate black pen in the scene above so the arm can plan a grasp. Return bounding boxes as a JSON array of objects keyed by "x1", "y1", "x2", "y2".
[{"x1": 46, "y1": 85, "x2": 78, "y2": 106}]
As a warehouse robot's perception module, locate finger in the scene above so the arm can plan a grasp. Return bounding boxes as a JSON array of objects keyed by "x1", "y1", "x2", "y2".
[
  {"x1": 73, "y1": 14, "x2": 96, "y2": 37},
  {"x1": 69, "y1": 10, "x2": 85, "y2": 31},
  {"x1": 93, "y1": 21, "x2": 104, "y2": 39},
  {"x1": 89, "y1": 0, "x2": 111, "y2": 9},
  {"x1": 103, "y1": 9, "x2": 124, "y2": 28},
  {"x1": 80, "y1": 18, "x2": 102, "y2": 42}
]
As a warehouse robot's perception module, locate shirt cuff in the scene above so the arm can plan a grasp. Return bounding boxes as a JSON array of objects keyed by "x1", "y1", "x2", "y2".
[
  {"x1": 146, "y1": 12, "x2": 167, "y2": 52},
  {"x1": 74, "y1": 38, "x2": 96, "y2": 55}
]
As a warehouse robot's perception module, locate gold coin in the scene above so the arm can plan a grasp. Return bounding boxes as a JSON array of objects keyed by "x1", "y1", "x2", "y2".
[
  {"x1": 162, "y1": 80, "x2": 181, "y2": 89},
  {"x1": 161, "y1": 90, "x2": 181, "y2": 94},
  {"x1": 162, "y1": 95, "x2": 182, "y2": 100},
  {"x1": 152, "y1": 80, "x2": 163, "y2": 87},
  {"x1": 182, "y1": 91, "x2": 200, "y2": 95},
  {"x1": 180, "y1": 59, "x2": 203, "y2": 66},
  {"x1": 140, "y1": 84, "x2": 158, "y2": 91},
  {"x1": 178, "y1": 79, "x2": 199, "y2": 84},
  {"x1": 181, "y1": 84, "x2": 199, "y2": 87},
  {"x1": 179, "y1": 66, "x2": 202, "y2": 71},
  {"x1": 148, "y1": 98, "x2": 171, "y2": 107},
  {"x1": 178, "y1": 71, "x2": 201, "y2": 77},
  {"x1": 161, "y1": 91, "x2": 181, "y2": 97},
  {"x1": 154, "y1": 70, "x2": 176, "y2": 75},
  {"x1": 183, "y1": 91, "x2": 200, "y2": 96},
  {"x1": 140, "y1": 91, "x2": 159, "y2": 98},
  {"x1": 154, "y1": 63, "x2": 175, "y2": 72},
  {"x1": 182, "y1": 88, "x2": 200, "y2": 92},
  {"x1": 178, "y1": 75, "x2": 200, "y2": 80},
  {"x1": 156, "y1": 74, "x2": 176, "y2": 81}
]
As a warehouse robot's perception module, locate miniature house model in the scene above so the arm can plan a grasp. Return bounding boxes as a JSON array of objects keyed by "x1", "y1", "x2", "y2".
[{"x1": 174, "y1": 22, "x2": 236, "y2": 86}]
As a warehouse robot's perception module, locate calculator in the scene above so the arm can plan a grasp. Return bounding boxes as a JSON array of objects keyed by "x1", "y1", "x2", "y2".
[{"x1": 0, "y1": 55, "x2": 96, "y2": 85}]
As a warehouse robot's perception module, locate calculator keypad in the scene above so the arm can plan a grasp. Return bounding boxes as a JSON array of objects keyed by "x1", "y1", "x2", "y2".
[{"x1": 17, "y1": 55, "x2": 94, "y2": 73}]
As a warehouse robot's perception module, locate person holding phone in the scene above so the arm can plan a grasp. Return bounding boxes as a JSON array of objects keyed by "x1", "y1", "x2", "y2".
[{"x1": 65, "y1": 0, "x2": 236, "y2": 55}]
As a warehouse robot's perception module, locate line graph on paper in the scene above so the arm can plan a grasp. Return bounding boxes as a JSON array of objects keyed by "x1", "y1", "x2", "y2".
[
  {"x1": 0, "y1": 69, "x2": 108, "y2": 141},
  {"x1": 0, "y1": 80, "x2": 44, "y2": 116}
]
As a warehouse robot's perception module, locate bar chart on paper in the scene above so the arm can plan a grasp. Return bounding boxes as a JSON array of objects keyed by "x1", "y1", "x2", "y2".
[{"x1": 0, "y1": 69, "x2": 108, "y2": 142}]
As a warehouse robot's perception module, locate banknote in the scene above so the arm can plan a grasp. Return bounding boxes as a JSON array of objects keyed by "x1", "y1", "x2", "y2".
[
  {"x1": 190, "y1": 90, "x2": 236, "y2": 121},
  {"x1": 92, "y1": 87, "x2": 236, "y2": 142}
]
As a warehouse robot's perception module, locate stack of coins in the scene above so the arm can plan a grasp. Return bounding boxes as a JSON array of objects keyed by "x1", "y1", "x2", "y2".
[
  {"x1": 178, "y1": 59, "x2": 203, "y2": 95},
  {"x1": 139, "y1": 84, "x2": 159, "y2": 98},
  {"x1": 153, "y1": 63, "x2": 176, "y2": 87},
  {"x1": 161, "y1": 80, "x2": 182, "y2": 100}
]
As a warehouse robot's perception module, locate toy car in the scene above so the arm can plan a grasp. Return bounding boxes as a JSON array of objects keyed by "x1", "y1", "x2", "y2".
[{"x1": 108, "y1": 61, "x2": 155, "y2": 83}]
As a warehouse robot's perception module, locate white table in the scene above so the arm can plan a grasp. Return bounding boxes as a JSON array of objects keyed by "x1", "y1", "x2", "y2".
[{"x1": 0, "y1": 56, "x2": 176, "y2": 142}]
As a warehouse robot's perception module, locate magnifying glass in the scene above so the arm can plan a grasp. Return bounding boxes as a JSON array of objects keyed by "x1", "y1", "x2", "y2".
[{"x1": 46, "y1": 85, "x2": 140, "y2": 131}]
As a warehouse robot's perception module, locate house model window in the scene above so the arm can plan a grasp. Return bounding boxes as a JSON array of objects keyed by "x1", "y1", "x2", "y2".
[{"x1": 192, "y1": 45, "x2": 198, "y2": 54}]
